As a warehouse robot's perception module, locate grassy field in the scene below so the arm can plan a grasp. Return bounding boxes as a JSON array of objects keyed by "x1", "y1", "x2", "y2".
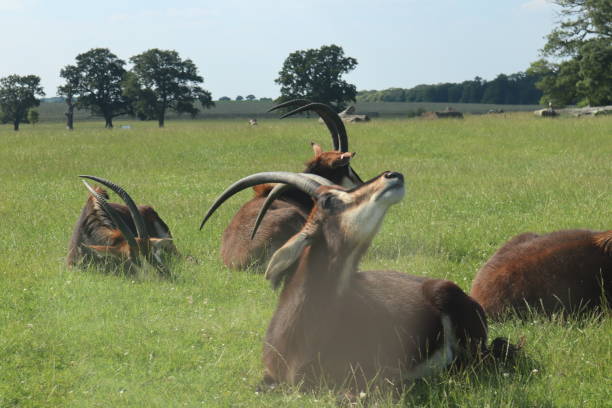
[{"x1": 0, "y1": 114, "x2": 610, "y2": 407}]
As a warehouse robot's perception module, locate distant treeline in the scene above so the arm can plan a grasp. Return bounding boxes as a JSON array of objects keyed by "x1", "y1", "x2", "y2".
[{"x1": 358, "y1": 72, "x2": 543, "y2": 105}]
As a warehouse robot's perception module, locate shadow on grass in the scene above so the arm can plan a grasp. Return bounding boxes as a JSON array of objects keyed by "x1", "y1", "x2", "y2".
[
  {"x1": 253, "y1": 349, "x2": 547, "y2": 407},
  {"x1": 75, "y1": 252, "x2": 183, "y2": 283},
  {"x1": 398, "y1": 351, "x2": 547, "y2": 407}
]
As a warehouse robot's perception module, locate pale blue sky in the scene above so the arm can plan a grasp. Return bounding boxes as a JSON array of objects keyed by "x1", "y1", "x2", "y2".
[{"x1": 0, "y1": 0, "x2": 558, "y2": 99}]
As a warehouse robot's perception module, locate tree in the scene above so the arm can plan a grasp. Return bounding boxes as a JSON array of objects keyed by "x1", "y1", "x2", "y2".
[
  {"x1": 127, "y1": 49, "x2": 214, "y2": 127},
  {"x1": 218, "y1": 96, "x2": 231, "y2": 101},
  {"x1": 27, "y1": 109, "x2": 39, "y2": 126},
  {"x1": 0, "y1": 74, "x2": 45, "y2": 131},
  {"x1": 574, "y1": 38, "x2": 612, "y2": 106},
  {"x1": 532, "y1": 0, "x2": 612, "y2": 105},
  {"x1": 57, "y1": 65, "x2": 80, "y2": 130},
  {"x1": 245, "y1": 94, "x2": 256, "y2": 101},
  {"x1": 527, "y1": 59, "x2": 580, "y2": 105},
  {"x1": 543, "y1": 0, "x2": 611, "y2": 58},
  {"x1": 60, "y1": 48, "x2": 131, "y2": 128},
  {"x1": 275, "y1": 44, "x2": 358, "y2": 110},
  {"x1": 235, "y1": 95, "x2": 244, "y2": 101}
]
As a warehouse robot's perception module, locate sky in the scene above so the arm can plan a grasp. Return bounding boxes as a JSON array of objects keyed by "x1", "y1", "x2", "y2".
[{"x1": 0, "y1": 0, "x2": 559, "y2": 99}]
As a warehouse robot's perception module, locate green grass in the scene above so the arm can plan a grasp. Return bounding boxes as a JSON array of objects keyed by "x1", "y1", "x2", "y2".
[{"x1": 0, "y1": 114, "x2": 610, "y2": 407}]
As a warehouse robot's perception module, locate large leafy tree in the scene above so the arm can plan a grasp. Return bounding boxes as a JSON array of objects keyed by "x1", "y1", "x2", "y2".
[
  {"x1": 57, "y1": 65, "x2": 79, "y2": 130},
  {"x1": 0, "y1": 74, "x2": 45, "y2": 131},
  {"x1": 126, "y1": 49, "x2": 214, "y2": 127},
  {"x1": 60, "y1": 48, "x2": 132, "y2": 128},
  {"x1": 275, "y1": 44, "x2": 358, "y2": 110},
  {"x1": 530, "y1": 0, "x2": 612, "y2": 106}
]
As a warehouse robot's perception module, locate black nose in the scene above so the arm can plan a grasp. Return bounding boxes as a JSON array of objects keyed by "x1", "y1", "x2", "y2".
[{"x1": 384, "y1": 171, "x2": 403, "y2": 182}]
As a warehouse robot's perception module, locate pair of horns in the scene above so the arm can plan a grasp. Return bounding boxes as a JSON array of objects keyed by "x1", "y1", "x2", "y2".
[
  {"x1": 80, "y1": 175, "x2": 167, "y2": 274},
  {"x1": 269, "y1": 100, "x2": 349, "y2": 153},
  {"x1": 199, "y1": 172, "x2": 329, "y2": 231},
  {"x1": 250, "y1": 174, "x2": 334, "y2": 239}
]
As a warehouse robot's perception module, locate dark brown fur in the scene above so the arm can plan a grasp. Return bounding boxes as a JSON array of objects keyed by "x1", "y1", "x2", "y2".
[
  {"x1": 67, "y1": 187, "x2": 177, "y2": 269},
  {"x1": 261, "y1": 174, "x2": 509, "y2": 390},
  {"x1": 470, "y1": 229, "x2": 612, "y2": 319},
  {"x1": 220, "y1": 147, "x2": 359, "y2": 269}
]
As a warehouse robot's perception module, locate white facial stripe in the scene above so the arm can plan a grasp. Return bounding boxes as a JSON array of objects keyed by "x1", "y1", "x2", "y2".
[{"x1": 333, "y1": 190, "x2": 353, "y2": 204}]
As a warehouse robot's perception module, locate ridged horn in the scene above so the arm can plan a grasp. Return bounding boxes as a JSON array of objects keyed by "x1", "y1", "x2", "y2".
[
  {"x1": 280, "y1": 102, "x2": 348, "y2": 152},
  {"x1": 250, "y1": 173, "x2": 335, "y2": 239},
  {"x1": 267, "y1": 99, "x2": 311, "y2": 113},
  {"x1": 199, "y1": 172, "x2": 322, "y2": 231},
  {"x1": 82, "y1": 180, "x2": 140, "y2": 263},
  {"x1": 79, "y1": 175, "x2": 149, "y2": 242}
]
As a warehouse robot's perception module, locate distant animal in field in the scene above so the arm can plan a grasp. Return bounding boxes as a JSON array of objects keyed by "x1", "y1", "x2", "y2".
[
  {"x1": 201, "y1": 171, "x2": 519, "y2": 392},
  {"x1": 248, "y1": 118, "x2": 258, "y2": 126},
  {"x1": 338, "y1": 105, "x2": 370, "y2": 122},
  {"x1": 470, "y1": 229, "x2": 612, "y2": 319},
  {"x1": 67, "y1": 175, "x2": 177, "y2": 275},
  {"x1": 200, "y1": 99, "x2": 363, "y2": 270}
]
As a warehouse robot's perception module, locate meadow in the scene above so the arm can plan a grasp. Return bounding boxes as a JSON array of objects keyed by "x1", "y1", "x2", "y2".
[{"x1": 0, "y1": 114, "x2": 610, "y2": 407}]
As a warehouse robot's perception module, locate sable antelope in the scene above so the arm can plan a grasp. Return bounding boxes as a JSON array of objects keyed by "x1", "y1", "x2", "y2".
[
  {"x1": 471, "y1": 229, "x2": 612, "y2": 319},
  {"x1": 201, "y1": 100, "x2": 363, "y2": 270},
  {"x1": 248, "y1": 118, "x2": 258, "y2": 126},
  {"x1": 67, "y1": 175, "x2": 177, "y2": 274},
  {"x1": 201, "y1": 171, "x2": 518, "y2": 391}
]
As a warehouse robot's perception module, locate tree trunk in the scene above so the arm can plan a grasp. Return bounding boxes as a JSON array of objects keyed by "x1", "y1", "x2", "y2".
[
  {"x1": 65, "y1": 98, "x2": 74, "y2": 130},
  {"x1": 66, "y1": 111, "x2": 74, "y2": 130},
  {"x1": 105, "y1": 116, "x2": 113, "y2": 128},
  {"x1": 13, "y1": 120, "x2": 19, "y2": 131},
  {"x1": 158, "y1": 105, "x2": 166, "y2": 128}
]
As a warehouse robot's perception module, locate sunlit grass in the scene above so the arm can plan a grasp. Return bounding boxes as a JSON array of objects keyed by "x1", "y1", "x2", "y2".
[{"x1": 0, "y1": 114, "x2": 610, "y2": 407}]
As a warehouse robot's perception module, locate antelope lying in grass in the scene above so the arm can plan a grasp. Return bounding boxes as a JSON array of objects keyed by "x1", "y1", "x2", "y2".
[
  {"x1": 471, "y1": 229, "x2": 612, "y2": 319},
  {"x1": 67, "y1": 175, "x2": 177, "y2": 275},
  {"x1": 201, "y1": 100, "x2": 363, "y2": 270},
  {"x1": 201, "y1": 171, "x2": 518, "y2": 391}
]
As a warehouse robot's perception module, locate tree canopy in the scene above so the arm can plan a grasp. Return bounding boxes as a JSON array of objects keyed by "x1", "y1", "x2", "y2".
[
  {"x1": 0, "y1": 74, "x2": 45, "y2": 131},
  {"x1": 59, "y1": 48, "x2": 132, "y2": 128},
  {"x1": 357, "y1": 72, "x2": 542, "y2": 105},
  {"x1": 530, "y1": 0, "x2": 612, "y2": 106},
  {"x1": 275, "y1": 44, "x2": 358, "y2": 110},
  {"x1": 126, "y1": 49, "x2": 213, "y2": 127}
]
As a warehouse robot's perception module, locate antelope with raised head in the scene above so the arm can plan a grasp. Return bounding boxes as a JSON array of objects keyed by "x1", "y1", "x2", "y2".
[
  {"x1": 201, "y1": 100, "x2": 363, "y2": 270},
  {"x1": 471, "y1": 229, "x2": 612, "y2": 319},
  {"x1": 201, "y1": 171, "x2": 518, "y2": 392},
  {"x1": 67, "y1": 175, "x2": 177, "y2": 275}
]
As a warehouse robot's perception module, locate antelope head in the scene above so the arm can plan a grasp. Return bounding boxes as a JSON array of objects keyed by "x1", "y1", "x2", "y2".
[
  {"x1": 269, "y1": 99, "x2": 363, "y2": 188},
  {"x1": 80, "y1": 175, "x2": 172, "y2": 275},
  {"x1": 200, "y1": 171, "x2": 405, "y2": 291}
]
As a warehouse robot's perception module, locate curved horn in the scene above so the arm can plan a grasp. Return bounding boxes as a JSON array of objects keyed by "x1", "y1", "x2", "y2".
[
  {"x1": 267, "y1": 99, "x2": 311, "y2": 113},
  {"x1": 250, "y1": 173, "x2": 335, "y2": 239},
  {"x1": 79, "y1": 175, "x2": 149, "y2": 242},
  {"x1": 199, "y1": 172, "x2": 322, "y2": 231},
  {"x1": 280, "y1": 102, "x2": 348, "y2": 152},
  {"x1": 82, "y1": 180, "x2": 140, "y2": 261}
]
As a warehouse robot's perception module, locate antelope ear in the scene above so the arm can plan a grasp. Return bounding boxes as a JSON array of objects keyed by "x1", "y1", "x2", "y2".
[
  {"x1": 311, "y1": 142, "x2": 323, "y2": 156},
  {"x1": 265, "y1": 232, "x2": 311, "y2": 288},
  {"x1": 149, "y1": 238, "x2": 174, "y2": 250},
  {"x1": 332, "y1": 151, "x2": 354, "y2": 167}
]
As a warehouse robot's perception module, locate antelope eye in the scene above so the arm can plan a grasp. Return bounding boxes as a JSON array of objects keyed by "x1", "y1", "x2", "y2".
[{"x1": 319, "y1": 194, "x2": 336, "y2": 210}]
